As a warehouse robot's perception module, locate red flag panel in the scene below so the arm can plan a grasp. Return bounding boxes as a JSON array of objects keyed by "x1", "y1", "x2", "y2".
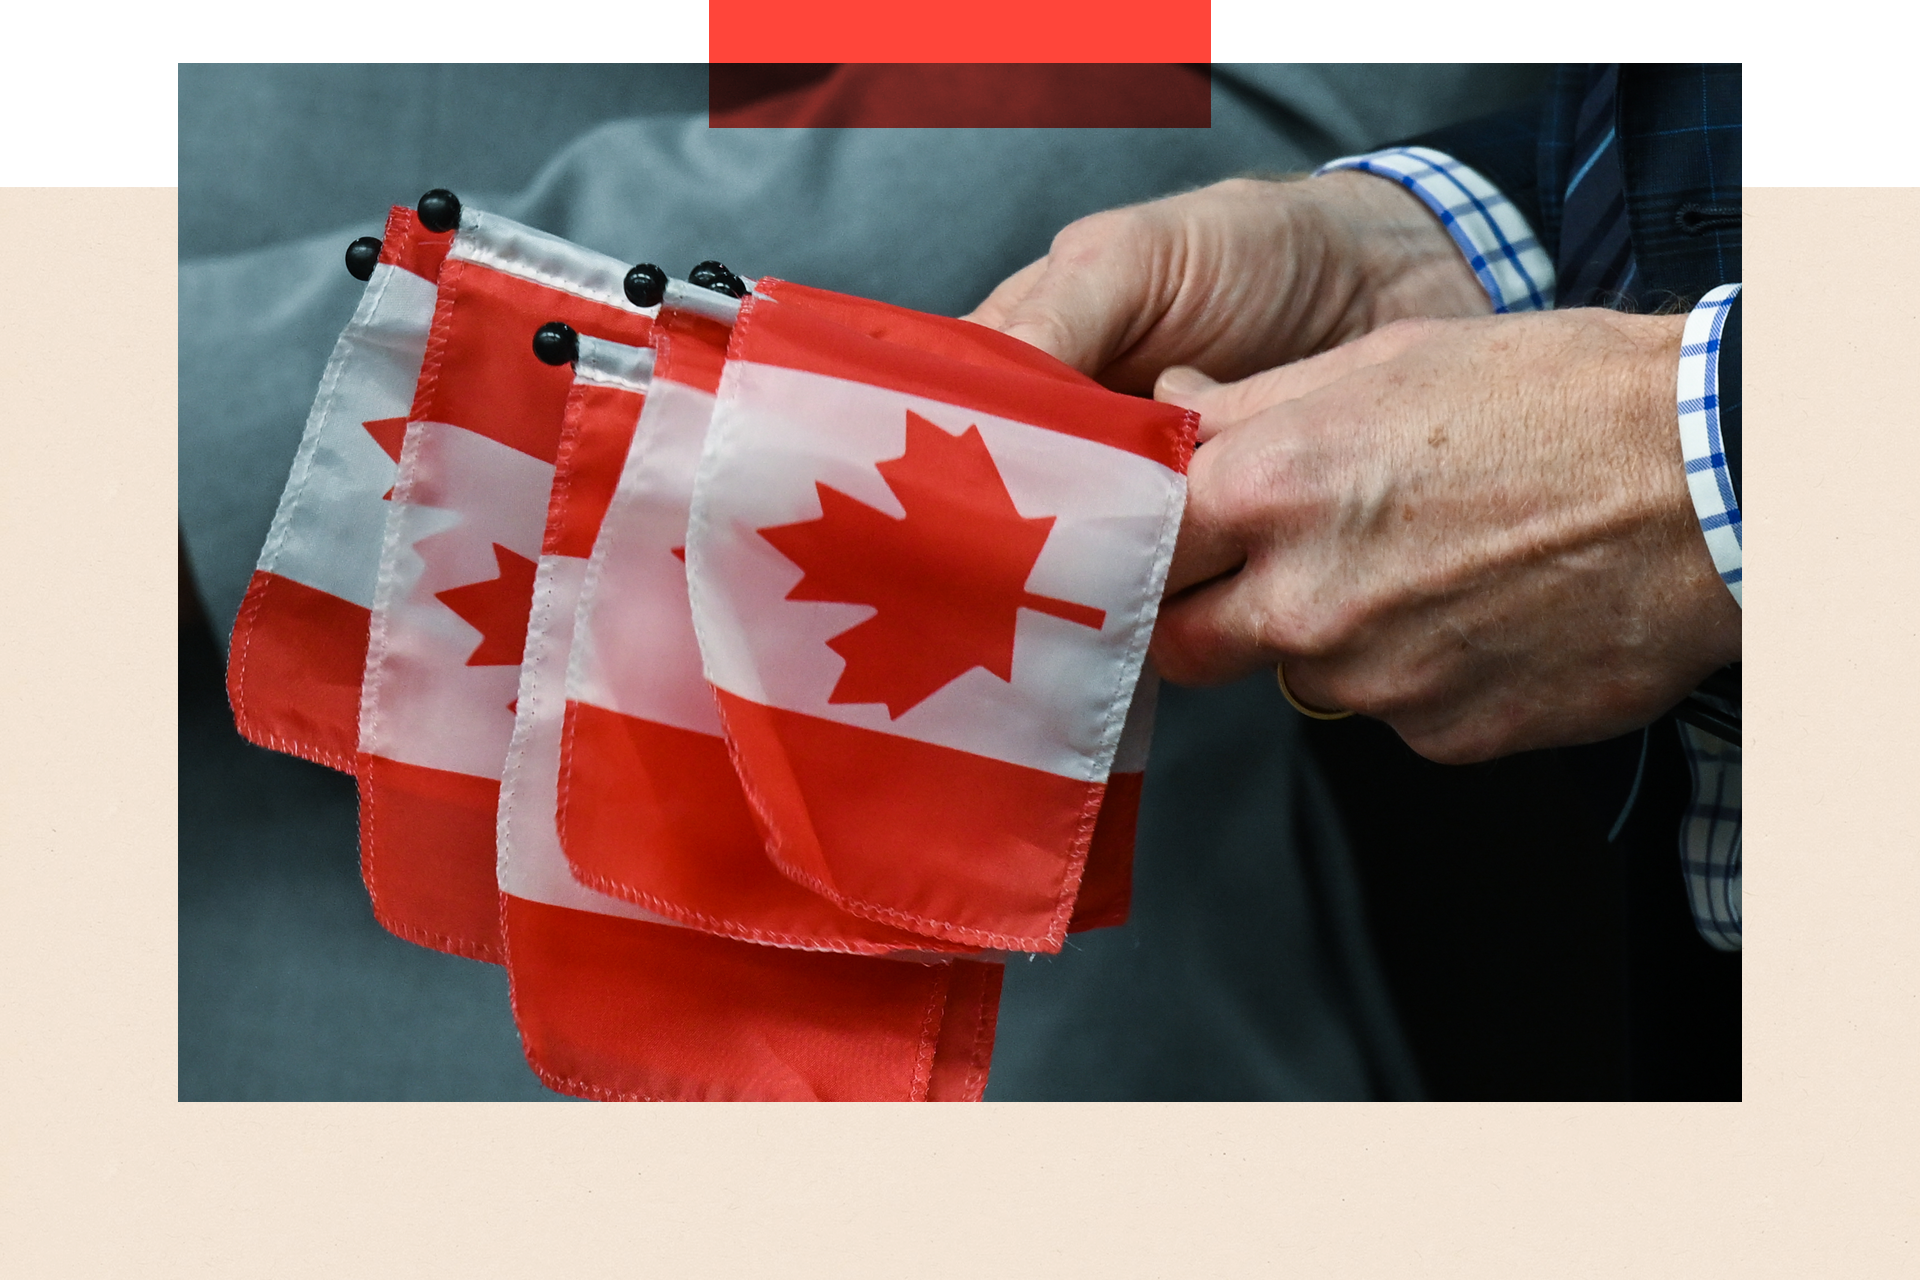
[
  {"x1": 541, "y1": 383, "x2": 651, "y2": 560},
  {"x1": 1073, "y1": 770, "x2": 1142, "y2": 933},
  {"x1": 357, "y1": 753, "x2": 506, "y2": 962},
  {"x1": 926, "y1": 955, "x2": 1003, "y2": 1102},
  {"x1": 714, "y1": 690, "x2": 1105, "y2": 950},
  {"x1": 503, "y1": 895, "x2": 1001, "y2": 1101},
  {"x1": 227, "y1": 571, "x2": 372, "y2": 771},
  {"x1": 557, "y1": 698, "x2": 974, "y2": 954},
  {"x1": 706, "y1": 2, "x2": 1211, "y2": 64}
]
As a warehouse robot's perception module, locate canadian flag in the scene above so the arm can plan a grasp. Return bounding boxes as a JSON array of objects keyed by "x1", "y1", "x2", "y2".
[
  {"x1": 557, "y1": 285, "x2": 983, "y2": 955},
  {"x1": 729, "y1": 281, "x2": 1163, "y2": 937},
  {"x1": 687, "y1": 283, "x2": 1192, "y2": 952},
  {"x1": 230, "y1": 206, "x2": 1168, "y2": 1096},
  {"x1": 499, "y1": 332, "x2": 1003, "y2": 1101},
  {"x1": 558, "y1": 280, "x2": 1147, "y2": 949},
  {"x1": 226, "y1": 206, "x2": 454, "y2": 769},
  {"x1": 494, "y1": 334, "x2": 670, "y2": 929},
  {"x1": 355, "y1": 211, "x2": 654, "y2": 961}
]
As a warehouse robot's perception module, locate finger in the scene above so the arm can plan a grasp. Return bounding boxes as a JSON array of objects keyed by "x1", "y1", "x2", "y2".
[
  {"x1": 1156, "y1": 320, "x2": 1435, "y2": 436},
  {"x1": 1148, "y1": 571, "x2": 1277, "y2": 687},
  {"x1": 1153, "y1": 366, "x2": 1229, "y2": 441},
  {"x1": 1270, "y1": 655, "x2": 1349, "y2": 717},
  {"x1": 1163, "y1": 503, "x2": 1246, "y2": 600},
  {"x1": 1155, "y1": 423, "x2": 1344, "y2": 686},
  {"x1": 1152, "y1": 558, "x2": 1368, "y2": 697},
  {"x1": 1161, "y1": 424, "x2": 1257, "y2": 597},
  {"x1": 1153, "y1": 563, "x2": 1387, "y2": 717},
  {"x1": 961, "y1": 256, "x2": 1047, "y2": 331},
  {"x1": 979, "y1": 230, "x2": 1160, "y2": 376}
]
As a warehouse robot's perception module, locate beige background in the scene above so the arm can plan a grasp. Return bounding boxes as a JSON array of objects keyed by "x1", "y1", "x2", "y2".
[{"x1": 0, "y1": 185, "x2": 1913, "y2": 1275}]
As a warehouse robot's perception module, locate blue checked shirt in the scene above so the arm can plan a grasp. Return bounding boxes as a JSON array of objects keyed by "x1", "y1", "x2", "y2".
[{"x1": 1317, "y1": 146, "x2": 1742, "y2": 951}]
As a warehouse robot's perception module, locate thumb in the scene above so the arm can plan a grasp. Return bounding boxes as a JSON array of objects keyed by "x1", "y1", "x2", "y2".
[
  {"x1": 1157, "y1": 363, "x2": 1311, "y2": 442},
  {"x1": 1157, "y1": 320, "x2": 1436, "y2": 437},
  {"x1": 1154, "y1": 364, "x2": 1219, "y2": 407},
  {"x1": 977, "y1": 253, "x2": 1151, "y2": 378},
  {"x1": 1153, "y1": 366, "x2": 1228, "y2": 442},
  {"x1": 960, "y1": 256, "x2": 1045, "y2": 332}
]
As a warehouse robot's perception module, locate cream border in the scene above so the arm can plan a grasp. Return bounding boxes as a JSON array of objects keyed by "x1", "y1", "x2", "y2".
[{"x1": 1, "y1": 186, "x2": 1914, "y2": 1275}]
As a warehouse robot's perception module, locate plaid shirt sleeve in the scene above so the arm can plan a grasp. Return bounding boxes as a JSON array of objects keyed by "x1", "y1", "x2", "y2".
[
  {"x1": 1678, "y1": 284, "x2": 1743, "y2": 605},
  {"x1": 1315, "y1": 145, "x2": 1556, "y2": 312},
  {"x1": 1320, "y1": 147, "x2": 1742, "y2": 952},
  {"x1": 1674, "y1": 284, "x2": 1743, "y2": 951}
]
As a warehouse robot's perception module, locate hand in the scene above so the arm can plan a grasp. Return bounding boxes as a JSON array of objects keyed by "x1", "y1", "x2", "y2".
[
  {"x1": 963, "y1": 171, "x2": 1494, "y2": 394},
  {"x1": 1150, "y1": 309, "x2": 1742, "y2": 764}
]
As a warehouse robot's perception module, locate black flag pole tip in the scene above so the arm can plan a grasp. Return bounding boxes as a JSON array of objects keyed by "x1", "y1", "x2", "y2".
[
  {"x1": 624, "y1": 262, "x2": 668, "y2": 309},
  {"x1": 344, "y1": 237, "x2": 382, "y2": 281},
  {"x1": 417, "y1": 188, "x2": 462, "y2": 233},
  {"x1": 532, "y1": 321, "x2": 580, "y2": 366},
  {"x1": 688, "y1": 260, "x2": 747, "y2": 298}
]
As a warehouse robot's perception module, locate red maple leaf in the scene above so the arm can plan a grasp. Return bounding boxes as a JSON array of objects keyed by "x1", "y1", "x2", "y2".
[
  {"x1": 365, "y1": 417, "x2": 409, "y2": 500},
  {"x1": 363, "y1": 416, "x2": 409, "y2": 463},
  {"x1": 434, "y1": 543, "x2": 539, "y2": 667},
  {"x1": 757, "y1": 412, "x2": 1106, "y2": 718}
]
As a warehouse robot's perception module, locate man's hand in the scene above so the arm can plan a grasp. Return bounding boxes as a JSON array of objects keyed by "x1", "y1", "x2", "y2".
[
  {"x1": 964, "y1": 172, "x2": 1494, "y2": 394},
  {"x1": 1151, "y1": 309, "x2": 1741, "y2": 764}
]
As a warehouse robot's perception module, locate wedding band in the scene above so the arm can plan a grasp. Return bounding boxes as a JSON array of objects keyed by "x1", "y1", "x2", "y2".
[{"x1": 1276, "y1": 663, "x2": 1354, "y2": 720}]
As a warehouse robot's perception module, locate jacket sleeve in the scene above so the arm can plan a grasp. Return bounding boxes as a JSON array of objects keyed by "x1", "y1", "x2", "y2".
[{"x1": 1718, "y1": 292, "x2": 1741, "y2": 500}]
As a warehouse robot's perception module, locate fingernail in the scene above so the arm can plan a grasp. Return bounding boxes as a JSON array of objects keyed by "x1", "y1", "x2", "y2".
[{"x1": 1155, "y1": 366, "x2": 1216, "y2": 404}]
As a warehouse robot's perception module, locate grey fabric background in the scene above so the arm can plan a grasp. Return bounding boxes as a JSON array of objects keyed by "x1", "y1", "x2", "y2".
[{"x1": 179, "y1": 64, "x2": 1546, "y2": 1100}]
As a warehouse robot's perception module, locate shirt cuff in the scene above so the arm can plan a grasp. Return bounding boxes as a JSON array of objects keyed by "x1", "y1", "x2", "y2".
[
  {"x1": 1316, "y1": 145, "x2": 1556, "y2": 314},
  {"x1": 1678, "y1": 284, "x2": 1743, "y2": 606}
]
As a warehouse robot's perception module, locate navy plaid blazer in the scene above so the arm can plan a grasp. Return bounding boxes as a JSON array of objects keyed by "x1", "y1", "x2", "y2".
[
  {"x1": 1410, "y1": 64, "x2": 1743, "y2": 497},
  {"x1": 1404, "y1": 66, "x2": 1746, "y2": 975}
]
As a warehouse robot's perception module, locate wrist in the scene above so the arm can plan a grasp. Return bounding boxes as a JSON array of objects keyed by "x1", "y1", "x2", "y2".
[
  {"x1": 1602, "y1": 307, "x2": 1743, "y2": 671},
  {"x1": 1299, "y1": 169, "x2": 1494, "y2": 342}
]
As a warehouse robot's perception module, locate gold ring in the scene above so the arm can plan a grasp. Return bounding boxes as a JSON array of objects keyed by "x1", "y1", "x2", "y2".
[{"x1": 1277, "y1": 663, "x2": 1354, "y2": 720}]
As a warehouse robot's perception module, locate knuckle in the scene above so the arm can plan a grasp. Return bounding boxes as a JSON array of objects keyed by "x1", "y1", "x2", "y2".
[
  {"x1": 1370, "y1": 315, "x2": 1434, "y2": 350},
  {"x1": 1212, "y1": 371, "x2": 1290, "y2": 423},
  {"x1": 1267, "y1": 599, "x2": 1357, "y2": 659},
  {"x1": 1148, "y1": 615, "x2": 1215, "y2": 686},
  {"x1": 1370, "y1": 668, "x2": 1437, "y2": 717},
  {"x1": 1208, "y1": 176, "x2": 1267, "y2": 203},
  {"x1": 1219, "y1": 430, "x2": 1328, "y2": 535},
  {"x1": 1050, "y1": 208, "x2": 1135, "y2": 258}
]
